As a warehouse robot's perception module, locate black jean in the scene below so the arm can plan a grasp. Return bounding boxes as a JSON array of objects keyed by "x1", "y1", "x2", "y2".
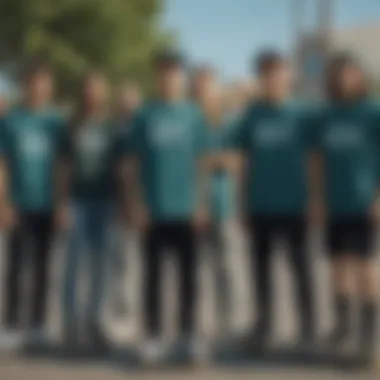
[
  {"x1": 249, "y1": 215, "x2": 314, "y2": 336},
  {"x1": 3, "y1": 212, "x2": 54, "y2": 330},
  {"x1": 143, "y1": 221, "x2": 197, "y2": 338}
]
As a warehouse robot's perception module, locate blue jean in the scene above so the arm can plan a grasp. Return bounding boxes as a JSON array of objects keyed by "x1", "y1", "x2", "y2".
[{"x1": 62, "y1": 200, "x2": 114, "y2": 331}]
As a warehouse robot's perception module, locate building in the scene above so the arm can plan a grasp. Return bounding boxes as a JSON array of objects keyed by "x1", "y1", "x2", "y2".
[
  {"x1": 332, "y1": 22, "x2": 380, "y2": 78},
  {"x1": 296, "y1": 21, "x2": 380, "y2": 98}
]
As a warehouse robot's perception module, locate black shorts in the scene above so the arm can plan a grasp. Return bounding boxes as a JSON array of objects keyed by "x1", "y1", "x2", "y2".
[
  {"x1": 327, "y1": 217, "x2": 374, "y2": 257},
  {"x1": 250, "y1": 214, "x2": 307, "y2": 247}
]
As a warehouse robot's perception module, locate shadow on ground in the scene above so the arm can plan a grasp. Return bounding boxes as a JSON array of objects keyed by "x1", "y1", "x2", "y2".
[{"x1": 12, "y1": 339, "x2": 372, "y2": 374}]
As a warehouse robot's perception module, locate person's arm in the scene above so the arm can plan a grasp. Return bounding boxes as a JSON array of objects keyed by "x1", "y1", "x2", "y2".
[
  {"x1": 55, "y1": 125, "x2": 73, "y2": 231},
  {"x1": 226, "y1": 109, "x2": 251, "y2": 219},
  {"x1": 118, "y1": 111, "x2": 149, "y2": 230},
  {"x1": 0, "y1": 119, "x2": 17, "y2": 229},
  {"x1": 308, "y1": 151, "x2": 324, "y2": 208},
  {"x1": 0, "y1": 119, "x2": 8, "y2": 205},
  {"x1": 306, "y1": 109, "x2": 325, "y2": 226},
  {"x1": 370, "y1": 107, "x2": 380, "y2": 222},
  {"x1": 0, "y1": 156, "x2": 9, "y2": 208}
]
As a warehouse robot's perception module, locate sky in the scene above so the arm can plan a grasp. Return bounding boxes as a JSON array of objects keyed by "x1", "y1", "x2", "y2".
[{"x1": 163, "y1": 0, "x2": 380, "y2": 80}]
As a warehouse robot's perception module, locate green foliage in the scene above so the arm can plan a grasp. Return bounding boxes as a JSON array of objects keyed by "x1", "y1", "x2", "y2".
[{"x1": 0, "y1": 0, "x2": 174, "y2": 96}]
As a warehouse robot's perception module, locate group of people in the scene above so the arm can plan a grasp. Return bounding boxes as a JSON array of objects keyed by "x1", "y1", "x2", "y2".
[{"x1": 0, "y1": 47, "x2": 379, "y2": 364}]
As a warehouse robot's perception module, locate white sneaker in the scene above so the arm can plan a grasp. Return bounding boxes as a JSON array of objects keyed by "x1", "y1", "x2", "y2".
[{"x1": 140, "y1": 339, "x2": 167, "y2": 365}]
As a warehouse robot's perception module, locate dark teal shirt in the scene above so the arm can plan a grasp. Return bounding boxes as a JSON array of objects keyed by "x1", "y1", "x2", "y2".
[
  {"x1": 60, "y1": 119, "x2": 121, "y2": 201},
  {"x1": 311, "y1": 100, "x2": 380, "y2": 218},
  {"x1": 231, "y1": 101, "x2": 314, "y2": 216},
  {"x1": 0, "y1": 107, "x2": 64, "y2": 212},
  {"x1": 125, "y1": 100, "x2": 206, "y2": 221}
]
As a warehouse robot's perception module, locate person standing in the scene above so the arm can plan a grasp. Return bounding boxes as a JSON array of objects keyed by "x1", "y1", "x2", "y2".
[
  {"x1": 311, "y1": 53, "x2": 380, "y2": 352},
  {"x1": 111, "y1": 81, "x2": 143, "y2": 319},
  {"x1": 228, "y1": 50, "x2": 315, "y2": 345},
  {"x1": 0, "y1": 61, "x2": 64, "y2": 338},
  {"x1": 123, "y1": 51, "x2": 208, "y2": 363},
  {"x1": 58, "y1": 71, "x2": 120, "y2": 348},
  {"x1": 114, "y1": 81, "x2": 142, "y2": 129},
  {"x1": 190, "y1": 65, "x2": 215, "y2": 102},
  {"x1": 194, "y1": 76, "x2": 241, "y2": 336}
]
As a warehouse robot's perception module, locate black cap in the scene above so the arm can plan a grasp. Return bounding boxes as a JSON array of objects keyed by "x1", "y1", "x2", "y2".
[
  {"x1": 152, "y1": 50, "x2": 186, "y2": 68},
  {"x1": 254, "y1": 49, "x2": 287, "y2": 74}
]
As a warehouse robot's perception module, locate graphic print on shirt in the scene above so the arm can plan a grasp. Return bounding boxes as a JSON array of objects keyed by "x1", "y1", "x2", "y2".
[
  {"x1": 149, "y1": 117, "x2": 189, "y2": 147},
  {"x1": 253, "y1": 120, "x2": 295, "y2": 147},
  {"x1": 76, "y1": 128, "x2": 110, "y2": 179},
  {"x1": 323, "y1": 123, "x2": 365, "y2": 150},
  {"x1": 17, "y1": 129, "x2": 51, "y2": 160}
]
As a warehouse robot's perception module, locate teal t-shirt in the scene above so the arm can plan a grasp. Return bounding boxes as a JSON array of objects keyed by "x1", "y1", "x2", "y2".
[
  {"x1": 60, "y1": 119, "x2": 121, "y2": 201},
  {"x1": 203, "y1": 118, "x2": 236, "y2": 220},
  {"x1": 311, "y1": 100, "x2": 380, "y2": 218},
  {"x1": 125, "y1": 100, "x2": 206, "y2": 221},
  {"x1": 0, "y1": 107, "x2": 64, "y2": 212},
  {"x1": 231, "y1": 101, "x2": 314, "y2": 216}
]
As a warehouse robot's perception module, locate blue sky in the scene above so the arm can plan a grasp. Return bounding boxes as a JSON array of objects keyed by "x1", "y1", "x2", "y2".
[{"x1": 163, "y1": 0, "x2": 380, "y2": 80}]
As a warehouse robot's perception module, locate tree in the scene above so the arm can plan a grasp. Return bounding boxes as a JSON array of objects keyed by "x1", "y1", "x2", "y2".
[{"x1": 0, "y1": 0, "x2": 174, "y2": 96}]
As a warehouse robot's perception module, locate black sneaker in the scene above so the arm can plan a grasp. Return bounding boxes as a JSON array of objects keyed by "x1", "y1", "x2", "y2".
[
  {"x1": 239, "y1": 326, "x2": 270, "y2": 351},
  {"x1": 87, "y1": 325, "x2": 111, "y2": 353},
  {"x1": 62, "y1": 325, "x2": 79, "y2": 349}
]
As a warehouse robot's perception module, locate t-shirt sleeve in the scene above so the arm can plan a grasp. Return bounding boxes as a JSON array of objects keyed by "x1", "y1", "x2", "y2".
[
  {"x1": 0, "y1": 118, "x2": 8, "y2": 156},
  {"x1": 371, "y1": 105, "x2": 380, "y2": 185},
  {"x1": 119, "y1": 110, "x2": 145, "y2": 156},
  {"x1": 227, "y1": 107, "x2": 251, "y2": 150},
  {"x1": 193, "y1": 110, "x2": 209, "y2": 155},
  {"x1": 304, "y1": 107, "x2": 323, "y2": 151},
  {"x1": 57, "y1": 126, "x2": 73, "y2": 160}
]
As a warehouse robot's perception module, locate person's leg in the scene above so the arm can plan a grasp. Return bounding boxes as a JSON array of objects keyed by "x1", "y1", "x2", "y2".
[
  {"x1": 142, "y1": 224, "x2": 166, "y2": 340},
  {"x1": 209, "y1": 221, "x2": 231, "y2": 333},
  {"x1": 283, "y1": 217, "x2": 314, "y2": 342},
  {"x1": 326, "y1": 221, "x2": 353, "y2": 345},
  {"x1": 353, "y1": 219, "x2": 377, "y2": 351},
  {"x1": 62, "y1": 204, "x2": 86, "y2": 340},
  {"x1": 28, "y1": 213, "x2": 54, "y2": 331},
  {"x1": 2, "y1": 218, "x2": 27, "y2": 329},
  {"x1": 85, "y1": 202, "x2": 114, "y2": 339},
  {"x1": 109, "y1": 222, "x2": 129, "y2": 318},
  {"x1": 250, "y1": 217, "x2": 273, "y2": 341},
  {"x1": 172, "y1": 222, "x2": 197, "y2": 339}
]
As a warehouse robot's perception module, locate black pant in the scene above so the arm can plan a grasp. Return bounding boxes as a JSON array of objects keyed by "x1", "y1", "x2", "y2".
[
  {"x1": 249, "y1": 215, "x2": 314, "y2": 335},
  {"x1": 3, "y1": 212, "x2": 54, "y2": 330},
  {"x1": 143, "y1": 221, "x2": 197, "y2": 338}
]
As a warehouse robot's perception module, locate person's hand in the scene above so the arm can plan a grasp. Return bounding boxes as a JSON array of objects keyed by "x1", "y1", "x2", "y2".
[
  {"x1": 130, "y1": 203, "x2": 150, "y2": 233},
  {"x1": 0, "y1": 202, "x2": 18, "y2": 230},
  {"x1": 193, "y1": 207, "x2": 211, "y2": 233},
  {"x1": 369, "y1": 198, "x2": 380, "y2": 225},
  {"x1": 55, "y1": 202, "x2": 72, "y2": 231},
  {"x1": 308, "y1": 197, "x2": 325, "y2": 227},
  {"x1": 239, "y1": 214, "x2": 251, "y2": 232}
]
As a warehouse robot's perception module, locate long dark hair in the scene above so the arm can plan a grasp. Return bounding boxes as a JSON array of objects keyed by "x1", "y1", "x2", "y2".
[
  {"x1": 325, "y1": 52, "x2": 369, "y2": 102},
  {"x1": 70, "y1": 70, "x2": 108, "y2": 135}
]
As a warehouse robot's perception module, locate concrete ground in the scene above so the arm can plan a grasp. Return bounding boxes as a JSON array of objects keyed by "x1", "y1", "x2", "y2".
[{"x1": 0, "y1": 359, "x2": 377, "y2": 380}]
